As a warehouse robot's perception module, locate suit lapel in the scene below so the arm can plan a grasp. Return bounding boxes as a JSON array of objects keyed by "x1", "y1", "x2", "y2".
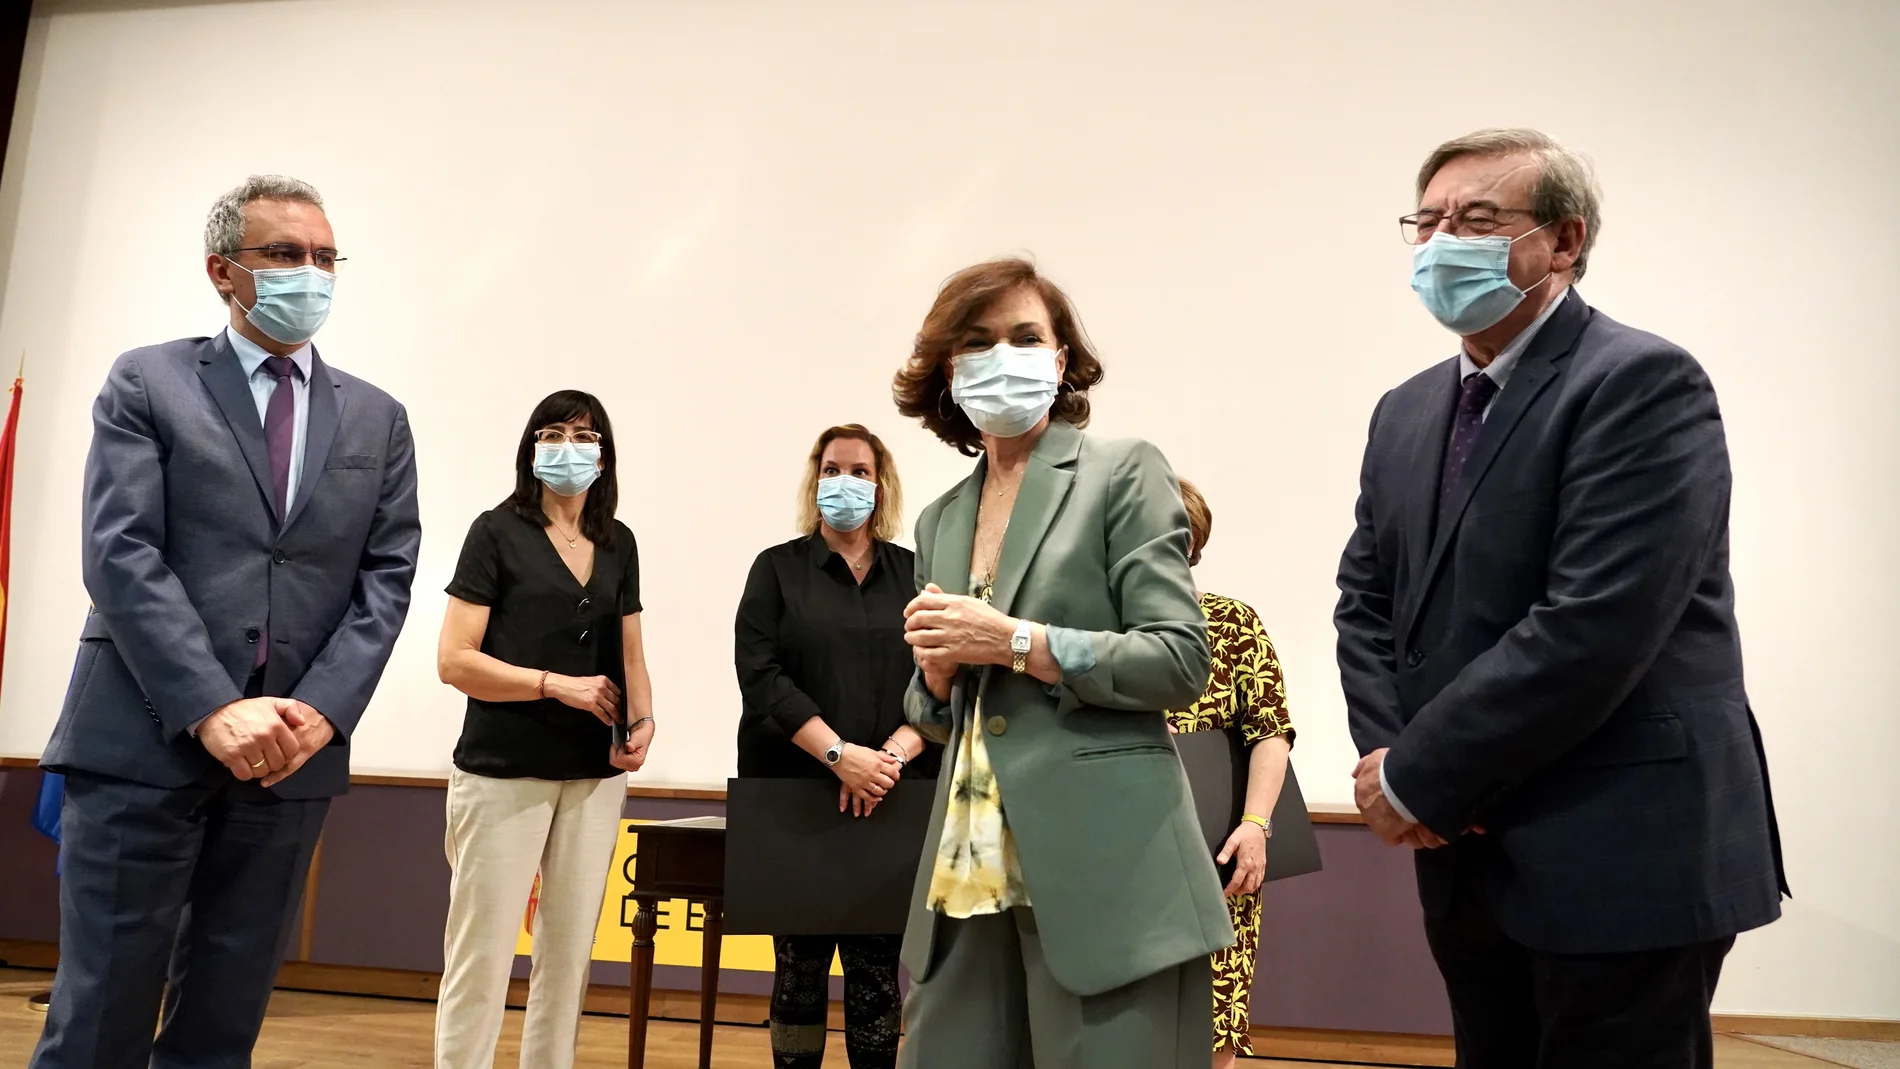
[
  {"x1": 195, "y1": 333, "x2": 276, "y2": 518},
  {"x1": 929, "y1": 465, "x2": 984, "y2": 597},
  {"x1": 1402, "y1": 361, "x2": 1459, "y2": 603},
  {"x1": 282, "y1": 353, "x2": 344, "y2": 533},
  {"x1": 988, "y1": 421, "x2": 1081, "y2": 617},
  {"x1": 1411, "y1": 292, "x2": 1591, "y2": 635}
]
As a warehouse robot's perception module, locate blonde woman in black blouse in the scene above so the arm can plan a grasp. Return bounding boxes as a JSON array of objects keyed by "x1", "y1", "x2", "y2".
[
  {"x1": 433, "y1": 390, "x2": 655, "y2": 1069},
  {"x1": 735, "y1": 423, "x2": 935, "y2": 1069}
]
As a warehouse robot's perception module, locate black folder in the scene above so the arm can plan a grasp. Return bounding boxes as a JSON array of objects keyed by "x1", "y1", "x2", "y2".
[
  {"x1": 723, "y1": 777, "x2": 936, "y2": 936},
  {"x1": 1173, "y1": 728, "x2": 1323, "y2": 885}
]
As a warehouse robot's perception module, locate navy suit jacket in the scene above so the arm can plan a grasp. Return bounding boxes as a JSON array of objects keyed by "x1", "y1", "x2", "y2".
[
  {"x1": 43, "y1": 333, "x2": 421, "y2": 800},
  {"x1": 1335, "y1": 290, "x2": 1785, "y2": 954}
]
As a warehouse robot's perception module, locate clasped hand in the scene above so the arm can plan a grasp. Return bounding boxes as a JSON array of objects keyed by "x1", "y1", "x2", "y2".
[
  {"x1": 903, "y1": 583, "x2": 1014, "y2": 699},
  {"x1": 834, "y1": 744, "x2": 902, "y2": 818},
  {"x1": 541, "y1": 672, "x2": 650, "y2": 772},
  {"x1": 1351, "y1": 748, "x2": 1447, "y2": 850},
  {"x1": 199, "y1": 697, "x2": 333, "y2": 787}
]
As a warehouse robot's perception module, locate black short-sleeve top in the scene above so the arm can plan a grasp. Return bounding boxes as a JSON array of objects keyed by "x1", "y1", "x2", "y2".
[{"x1": 445, "y1": 507, "x2": 641, "y2": 780}]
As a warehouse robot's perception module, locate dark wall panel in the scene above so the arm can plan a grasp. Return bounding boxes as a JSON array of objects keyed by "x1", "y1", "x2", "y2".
[
  {"x1": 1251, "y1": 825, "x2": 1452, "y2": 1034},
  {"x1": 308, "y1": 783, "x2": 454, "y2": 970},
  {"x1": 0, "y1": 770, "x2": 61, "y2": 944},
  {"x1": 9, "y1": 775, "x2": 1452, "y2": 1035}
]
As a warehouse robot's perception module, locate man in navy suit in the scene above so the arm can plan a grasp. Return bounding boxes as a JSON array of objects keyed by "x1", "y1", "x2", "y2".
[
  {"x1": 1335, "y1": 129, "x2": 1785, "y2": 1068},
  {"x1": 34, "y1": 176, "x2": 420, "y2": 1068}
]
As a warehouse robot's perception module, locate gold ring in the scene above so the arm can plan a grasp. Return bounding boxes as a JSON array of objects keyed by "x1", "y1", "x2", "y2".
[{"x1": 250, "y1": 759, "x2": 266, "y2": 769}]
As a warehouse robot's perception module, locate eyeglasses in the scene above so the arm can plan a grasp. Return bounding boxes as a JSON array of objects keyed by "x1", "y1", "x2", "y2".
[
  {"x1": 1399, "y1": 206, "x2": 1538, "y2": 245},
  {"x1": 231, "y1": 244, "x2": 346, "y2": 270},
  {"x1": 535, "y1": 428, "x2": 603, "y2": 446}
]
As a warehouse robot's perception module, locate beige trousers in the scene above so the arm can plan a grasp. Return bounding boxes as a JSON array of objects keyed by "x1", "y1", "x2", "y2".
[{"x1": 434, "y1": 768, "x2": 625, "y2": 1069}]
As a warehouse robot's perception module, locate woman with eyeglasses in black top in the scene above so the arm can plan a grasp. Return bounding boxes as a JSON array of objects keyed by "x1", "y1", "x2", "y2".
[{"x1": 433, "y1": 390, "x2": 655, "y2": 1069}]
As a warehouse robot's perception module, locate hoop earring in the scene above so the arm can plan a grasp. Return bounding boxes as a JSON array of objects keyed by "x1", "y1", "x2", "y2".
[{"x1": 937, "y1": 390, "x2": 956, "y2": 421}]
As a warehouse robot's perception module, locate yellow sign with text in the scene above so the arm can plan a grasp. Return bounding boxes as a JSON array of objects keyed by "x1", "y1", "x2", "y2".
[{"x1": 514, "y1": 819, "x2": 842, "y2": 976}]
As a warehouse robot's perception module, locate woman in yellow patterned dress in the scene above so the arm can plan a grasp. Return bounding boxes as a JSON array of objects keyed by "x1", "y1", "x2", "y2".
[{"x1": 1168, "y1": 479, "x2": 1295, "y2": 1067}]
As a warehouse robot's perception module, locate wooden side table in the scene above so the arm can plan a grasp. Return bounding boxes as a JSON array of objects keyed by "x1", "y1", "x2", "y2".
[{"x1": 622, "y1": 816, "x2": 727, "y2": 1069}]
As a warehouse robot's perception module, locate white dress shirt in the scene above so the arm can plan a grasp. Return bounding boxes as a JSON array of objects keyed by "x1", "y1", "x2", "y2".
[
  {"x1": 225, "y1": 327, "x2": 312, "y2": 507},
  {"x1": 1382, "y1": 287, "x2": 1572, "y2": 828}
]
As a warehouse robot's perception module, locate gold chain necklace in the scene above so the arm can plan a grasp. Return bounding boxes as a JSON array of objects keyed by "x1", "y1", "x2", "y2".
[
  {"x1": 976, "y1": 516, "x2": 1009, "y2": 603},
  {"x1": 976, "y1": 464, "x2": 1021, "y2": 601},
  {"x1": 550, "y1": 518, "x2": 582, "y2": 549}
]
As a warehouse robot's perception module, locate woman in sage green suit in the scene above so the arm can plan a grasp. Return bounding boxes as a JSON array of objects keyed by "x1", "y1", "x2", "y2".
[{"x1": 888, "y1": 257, "x2": 1231, "y2": 1068}]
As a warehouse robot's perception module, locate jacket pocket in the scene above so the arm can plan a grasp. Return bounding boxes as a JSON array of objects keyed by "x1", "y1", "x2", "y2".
[
  {"x1": 1568, "y1": 714, "x2": 1686, "y2": 768},
  {"x1": 80, "y1": 610, "x2": 112, "y2": 642},
  {"x1": 1466, "y1": 482, "x2": 1560, "y2": 524},
  {"x1": 1072, "y1": 743, "x2": 1176, "y2": 762},
  {"x1": 325, "y1": 453, "x2": 380, "y2": 470}
]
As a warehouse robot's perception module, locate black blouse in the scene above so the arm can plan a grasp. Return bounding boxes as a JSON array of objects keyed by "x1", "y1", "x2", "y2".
[
  {"x1": 734, "y1": 535, "x2": 939, "y2": 779},
  {"x1": 446, "y1": 507, "x2": 641, "y2": 780}
]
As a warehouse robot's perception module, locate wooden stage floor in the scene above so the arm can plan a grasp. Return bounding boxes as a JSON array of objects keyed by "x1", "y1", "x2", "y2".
[{"x1": 0, "y1": 969, "x2": 1849, "y2": 1068}]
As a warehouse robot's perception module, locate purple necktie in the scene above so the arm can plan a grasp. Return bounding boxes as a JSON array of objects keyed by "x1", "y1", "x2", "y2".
[
  {"x1": 1440, "y1": 371, "x2": 1500, "y2": 514},
  {"x1": 258, "y1": 356, "x2": 298, "y2": 668},
  {"x1": 263, "y1": 356, "x2": 298, "y2": 517}
]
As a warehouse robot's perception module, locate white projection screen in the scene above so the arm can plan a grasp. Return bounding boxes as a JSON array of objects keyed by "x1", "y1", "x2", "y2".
[{"x1": 0, "y1": 0, "x2": 1895, "y2": 1018}]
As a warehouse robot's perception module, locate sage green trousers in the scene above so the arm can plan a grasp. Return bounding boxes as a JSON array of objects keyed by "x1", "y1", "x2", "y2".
[{"x1": 898, "y1": 908, "x2": 1212, "y2": 1069}]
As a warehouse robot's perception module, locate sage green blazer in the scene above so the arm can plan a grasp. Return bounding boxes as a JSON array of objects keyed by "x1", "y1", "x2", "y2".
[{"x1": 901, "y1": 419, "x2": 1234, "y2": 997}]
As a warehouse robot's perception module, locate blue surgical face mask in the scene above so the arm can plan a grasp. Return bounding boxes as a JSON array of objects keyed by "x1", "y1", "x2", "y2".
[
  {"x1": 534, "y1": 442, "x2": 602, "y2": 497},
  {"x1": 951, "y1": 343, "x2": 1062, "y2": 439},
  {"x1": 1410, "y1": 223, "x2": 1551, "y2": 336},
  {"x1": 816, "y1": 474, "x2": 877, "y2": 532},
  {"x1": 228, "y1": 261, "x2": 335, "y2": 345}
]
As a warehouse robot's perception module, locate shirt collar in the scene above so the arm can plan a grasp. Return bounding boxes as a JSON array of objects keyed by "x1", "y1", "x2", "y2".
[
  {"x1": 1457, "y1": 286, "x2": 1571, "y2": 387},
  {"x1": 805, "y1": 532, "x2": 836, "y2": 569},
  {"x1": 806, "y1": 531, "x2": 885, "y2": 578},
  {"x1": 225, "y1": 326, "x2": 313, "y2": 382}
]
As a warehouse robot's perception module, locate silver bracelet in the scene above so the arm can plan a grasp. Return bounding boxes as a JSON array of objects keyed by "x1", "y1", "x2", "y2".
[{"x1": 627, "y1": 715, "x2": 653, "y2": 731}]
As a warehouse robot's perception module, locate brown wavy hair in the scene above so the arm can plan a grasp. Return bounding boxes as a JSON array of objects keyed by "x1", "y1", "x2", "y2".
[
  {"x1": 892, "y1": 257, "x2": 1105, "y2": 456},
  {"x1": 795, "y1": 424, "x2": 904, "y2": 543},
  {"x1": 1179, "y1": 478, "x2": 1211, "y2": 566}
]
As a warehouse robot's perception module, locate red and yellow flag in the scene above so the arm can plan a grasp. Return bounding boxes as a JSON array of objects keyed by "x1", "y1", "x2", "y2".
[{"x1": 0, "y1": 364, "x2": 20, "y2": 689}]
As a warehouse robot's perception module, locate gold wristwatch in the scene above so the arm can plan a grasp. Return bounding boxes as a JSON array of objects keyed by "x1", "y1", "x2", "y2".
[
  {"x1": 1010, "y1": 620, "x2": 1032, "y2": 674},
  {"x1": 1242, "y1": 812, "x2": 1273, "y2": 838}
]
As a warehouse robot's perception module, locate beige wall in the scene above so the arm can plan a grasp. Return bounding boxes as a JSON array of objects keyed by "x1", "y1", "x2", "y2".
[{"x1": 0, "y1": 0, "x2": 1894, "y2": 1019}]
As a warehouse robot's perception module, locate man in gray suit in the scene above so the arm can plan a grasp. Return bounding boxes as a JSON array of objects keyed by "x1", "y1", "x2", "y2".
[
  {"x1": 1335, "y1": 130, "x2": 1784, "y2": 1068},
  {"x1": 33, "y1": 176, "x2": 420, "y2": 1068}
]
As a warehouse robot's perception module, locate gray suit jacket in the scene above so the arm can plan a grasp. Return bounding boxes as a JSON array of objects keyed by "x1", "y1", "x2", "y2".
[
  {"x1": 902, "y1": 420, "x2": 1231, "y2": 997},
  {"x1": 43, "y1": 333, "x2": 421, "y2": 800},
  {"x1": 1335, "y1": 290, "x2": 1785, "y2": 954}
]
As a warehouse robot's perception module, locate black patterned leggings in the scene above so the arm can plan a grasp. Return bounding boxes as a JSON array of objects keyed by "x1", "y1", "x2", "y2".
[{"x1": 770, "y1": 934, "x2": 902, "y2": 1069}]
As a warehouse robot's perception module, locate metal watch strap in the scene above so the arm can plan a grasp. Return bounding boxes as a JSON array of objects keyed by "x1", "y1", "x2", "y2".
[{"x1": 1011, "y1": 619, "x2": 1032, "y2": 674}]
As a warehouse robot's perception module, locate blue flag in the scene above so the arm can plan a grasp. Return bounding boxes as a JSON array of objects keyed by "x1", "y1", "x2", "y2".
[{"x1": 32, "y1": 771, "x2": 63, "y2": 874}]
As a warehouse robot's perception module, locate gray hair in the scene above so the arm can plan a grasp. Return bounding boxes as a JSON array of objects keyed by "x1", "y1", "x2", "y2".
[
  {"x1": 1415, "y1": 128, "x2": 1603, "y2": 280},
  {"x1": 204, "y1": 175, "x2": 325, "y2": 257}
]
